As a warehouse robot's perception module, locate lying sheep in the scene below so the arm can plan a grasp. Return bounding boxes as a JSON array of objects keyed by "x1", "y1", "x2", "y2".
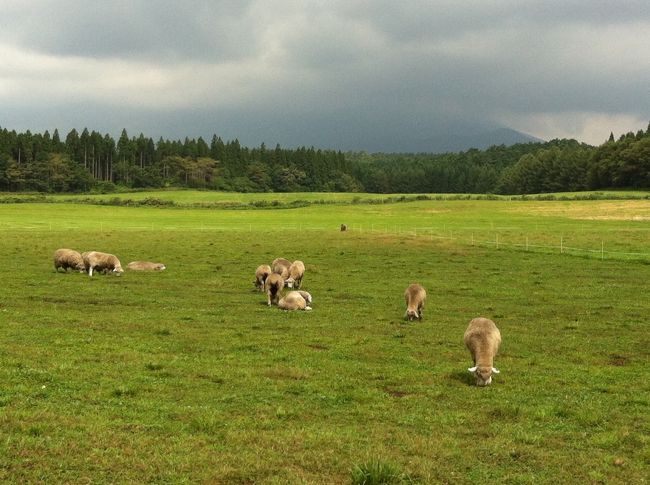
[
  {"x1": 272, "y1": 257, "x2": 291, "y2": 279},
  {"x1": 53, "y1": 248, "x2": 85, "y2": 273},
  {"x1": 127, "y1": 261, "x2": 166, "y2": 271},
  {"x1": 254, "y1": 264, "x2": 272, "y2": 291},
  {"x1": 265, "y1": 273, "x2": 285, "y2": 306},
  {"x1": 404, "y1": 283, "x2": 426, "y2": 321},
  {"x1": 82, "y1": 251, "x2": 124, "y2": 277},
  {"x1": 285, "y1": 260, "x2": 305, "y2": 289},
  {"x1": 278, "y1": 290, "x2": 313, "y2": 311},
  {"x1": 464, "y1": 317, "x2": 502, "y2": 386}
]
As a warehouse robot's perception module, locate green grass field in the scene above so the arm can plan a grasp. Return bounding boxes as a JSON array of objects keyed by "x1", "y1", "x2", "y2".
[{"x1": 1, "y1": 193, "x2": 649, "y2": 483}]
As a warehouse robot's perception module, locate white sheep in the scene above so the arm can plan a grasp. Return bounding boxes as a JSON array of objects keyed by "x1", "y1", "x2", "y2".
[
  {"x1": 285, "y1": 260, "x2": 305, "y2": 289},
  {"x1": 271, "y1": 257, "x2": 291, "y2": 279},
  {"x1": 278, "y1": 290, "x2": 313, "y2": 311},
  {"x1": 127, "y1": 261, "x2": 166, "y2": 271},
  {"x1": 265, "y1": 272, "x2": 285, "y2": 306},
  {"x1": 404, "y1": 283, "x2": 426, "y2": 321},
  {"x1": 464, "y1": 317, "x2": 502, "y2": 386},
  {"x1": 82, "y1": 251, "x2": 124, "y2": 277},
  {"x1": 53, "y1": 248, "x2": 85, "y2": 273},
  {"x1": 254, "y1": 264, "x2": 272, "y2": 291}
]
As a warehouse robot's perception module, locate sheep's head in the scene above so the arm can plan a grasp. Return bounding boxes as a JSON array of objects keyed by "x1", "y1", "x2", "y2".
[
  {"x1": 75, "y1": 262, "x2": 86, "y2": 272},
  {"x1": 468, "y1": 365, "x2": 500, "y2": 386},
  {"x1": 406, "y1": 309, "x2": 419, "y2": 321},
  {"x1": 113, "y1": 265, "x2": 124, "y2": 275},
  {"x1": 285, "y1": 277, "x2": 295, "y2": 288}
]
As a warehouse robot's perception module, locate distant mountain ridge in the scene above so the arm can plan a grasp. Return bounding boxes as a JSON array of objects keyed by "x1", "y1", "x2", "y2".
[{"x1": 380, "y1": 127, "x2": 545, "y2": 154}]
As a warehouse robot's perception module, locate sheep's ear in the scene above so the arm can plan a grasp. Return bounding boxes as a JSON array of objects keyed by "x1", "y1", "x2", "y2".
[
  {"x1": 492, "y1": 367, "x2": 500, "y2": 374},
  {"x1": 468, "y1": 366, "x2": 477, "y2": 373}
]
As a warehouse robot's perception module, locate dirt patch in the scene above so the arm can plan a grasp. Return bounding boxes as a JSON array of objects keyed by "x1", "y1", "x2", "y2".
[
  {"x1": 608, "y1": 354, "x2": 630, "y2": 366},
  {"x1": 506, "y1": 200, "x2": 650, "y2": 221},
  {"x1": 384, "y1": 388, "x2": 411, "y2": 398}
]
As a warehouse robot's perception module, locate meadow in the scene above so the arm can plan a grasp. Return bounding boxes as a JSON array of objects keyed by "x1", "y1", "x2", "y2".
[{"x1": 0, "y1": 193, "x2": 649, "y2": 484}]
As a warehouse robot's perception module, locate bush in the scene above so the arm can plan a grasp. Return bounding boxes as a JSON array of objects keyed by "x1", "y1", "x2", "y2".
[{"x1": 350, "y1": 459, "x2": 414, "y2": 485}]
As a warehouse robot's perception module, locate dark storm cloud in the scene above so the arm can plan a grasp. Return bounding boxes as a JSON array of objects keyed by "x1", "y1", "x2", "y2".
[{"x1": 1, "y1": 0, "x2": 649, "y2": 149}]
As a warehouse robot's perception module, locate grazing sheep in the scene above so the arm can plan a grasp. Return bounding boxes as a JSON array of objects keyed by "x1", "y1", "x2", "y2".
[
  {"x1": 464, "y1": 317, "x2": 502, "y2": 387},
  {"x1": 53, "y1": 248, "x2": 85, "y2": 273},
  {"x1": 254, "y1": 264, "x2": 272, "y2": 291},
  {"x1": 404, "y1": 283, "x2": 426, "y2": 321},
  {"x1": 278, "y1": 290, "x2": 313, "y2": 311},
  {"x1": 82, "y1": 251, "x2": 124, "y2": 277},
  {"x1": 272, "y1": 257, "x2": 291, "y2": 279},
  {"x1": 265, "y1": 273, "x2": 285, "y2": 306},
  {"x1": 285, "y1": 260, "x2": 305, "y2": 289},
  {"x1": 127, "y1": 261, "x2": 166, "y2": 271},
  {"x1": 340, "y1": 224, "x2": 348, "y2": 232}
]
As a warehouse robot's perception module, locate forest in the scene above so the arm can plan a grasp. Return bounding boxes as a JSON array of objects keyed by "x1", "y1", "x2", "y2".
[{"x1": 0, "y1": 123, "x2": 648, "y2": 194}]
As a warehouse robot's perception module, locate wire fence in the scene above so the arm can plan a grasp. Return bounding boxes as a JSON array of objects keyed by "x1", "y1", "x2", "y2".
[{"x1": 1, "y1": 220, "x2": 648, "y2": 262}]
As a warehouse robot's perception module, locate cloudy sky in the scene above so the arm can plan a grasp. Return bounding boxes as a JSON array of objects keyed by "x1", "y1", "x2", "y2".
[{"x1": 1, "y1": 0, "x2": 649, "y2": 152}]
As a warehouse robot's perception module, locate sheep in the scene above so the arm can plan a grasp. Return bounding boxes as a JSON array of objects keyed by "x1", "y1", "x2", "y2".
[
  {"x1": 265, "y1": 273, "x2": 285, "y2": 306},
  {"x1": 254, "y1": 264, "x2": 272, "y2": 291},
  {"x1": 285, "y1": 260, "x2": 305, "y2": 289},
  {"x1": 464, "y1": 317, "x2": 502, "y2": 386},
  {"x1": 278, "y1": 290, "x2": 313, "y2": 311},
  {"x1": 340, "y1": 224, "x2": 348, "y2": 232},
  {"x1": 126, "y1": 261, "x2": 166, "y2": 271},
  {"x1": 53, "y1": 248, "x2": 85, "y2": 273},
  {"x1": 82, "y1": 251, "x2": 124, "y2": 277},
  {"x1": 271, "y1": 257, "x2": 291, "y2": 279},
  {"x1": 404, "y1": 283, "x2": 426, "y2": 321}
]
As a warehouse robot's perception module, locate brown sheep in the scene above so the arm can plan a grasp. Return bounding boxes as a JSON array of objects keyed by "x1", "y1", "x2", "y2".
[
  {"x1": 340, "y1": 224, "x2": 348, "y2": 232},
  {"x1": 285, "y1": 260, "x2": 305, "y2": 289},
  {"x1": 82, "y1": 251, "x2": 124, "y2": 277},
  {"x1": 278, "y1": 290, "x2": 313, "y2": 311},
  {"x1": 254, "y1": 264, "x2": 272, "y2": 291},
  {"x1": 271, "y1": 257, "x2": 291, "y2": 279},
  {"x1": 265, "y1": 273, "x2": 285, "y2": 306},
  {"x1": 404, "y1": 283, "x2": 426, "y2": 321},
  {"x1": 127, "y1": 261, "x2": 166, "y2": 271},
  {"x1": 464, "y1": 317, "x2": 502, "y2": 386},
  {"x1": 53, "y1": 248, "x2": 85, "y2": 273}
]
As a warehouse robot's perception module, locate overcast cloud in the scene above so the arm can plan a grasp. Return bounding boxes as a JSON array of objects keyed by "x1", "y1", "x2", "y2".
[{"x1": 1, "y1": 0, "x2": 649, "y2": 151}]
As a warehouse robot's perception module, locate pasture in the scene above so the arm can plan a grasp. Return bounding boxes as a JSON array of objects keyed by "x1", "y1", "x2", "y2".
[{"x1": 0, "y1": 194, "x2": 649, "y2": 484}]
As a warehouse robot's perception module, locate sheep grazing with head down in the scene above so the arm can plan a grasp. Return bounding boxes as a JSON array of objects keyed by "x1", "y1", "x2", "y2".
[
  {"x1": 285, "y1": 260, "x2": 305, "y2": 289},
  {"x1": 464, "y1": 317, "x2": 502, "y2": 387},
  {"x1": 404, "y1": 283, "x2": 426, "y2": 321},
  {"x1": 265, "y1": 273, "x2": 285, "y2": 306},
  {"x1": 278, "y1": 290, "x2": 313, "y2": 311},
  {"x1": 53, "y1": 248, "x2": 85, "y2": 273},
  {"x1": 82, "y1": 251, "x2": 124, "y2": 277},
  {"x1": 254, "y1": 264, "x2": 272, "y2": 291},
  {"x1": 271, "y1": 257, "x2": 291, "y2": 279},
  {"x1": 127, "y1": 261, "x2": 166, "y2": 271}
]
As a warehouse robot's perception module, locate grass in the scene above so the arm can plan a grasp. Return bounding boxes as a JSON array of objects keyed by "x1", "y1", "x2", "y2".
[{"x1": 0, "y1": 193, "x2": 649, "y2": 483}]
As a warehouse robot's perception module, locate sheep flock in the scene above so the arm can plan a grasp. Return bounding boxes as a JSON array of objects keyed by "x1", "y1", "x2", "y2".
[{"x1": 51, "y1": 231, "x2": 502, "y2": 387}]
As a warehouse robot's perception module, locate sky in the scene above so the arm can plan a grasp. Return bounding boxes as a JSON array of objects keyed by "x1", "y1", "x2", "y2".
[{"x1": 1, "y1": 0, "x2": 649, "y2": 152}]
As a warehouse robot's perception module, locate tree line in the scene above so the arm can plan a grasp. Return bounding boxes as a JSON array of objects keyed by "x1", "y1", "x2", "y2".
[{"x1": 0, "y1": 123, "x2": 648, "y2": 194}]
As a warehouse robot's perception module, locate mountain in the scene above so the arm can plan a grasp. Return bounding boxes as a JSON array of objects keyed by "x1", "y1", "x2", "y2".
[{"x1": 373, "y1": 127, "x2": 544, "y2": 154}]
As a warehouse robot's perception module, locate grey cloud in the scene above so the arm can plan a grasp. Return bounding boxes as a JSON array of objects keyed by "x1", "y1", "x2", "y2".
[{"x1": 1, "y1": 1, "x2": 649, "y2": 150}]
